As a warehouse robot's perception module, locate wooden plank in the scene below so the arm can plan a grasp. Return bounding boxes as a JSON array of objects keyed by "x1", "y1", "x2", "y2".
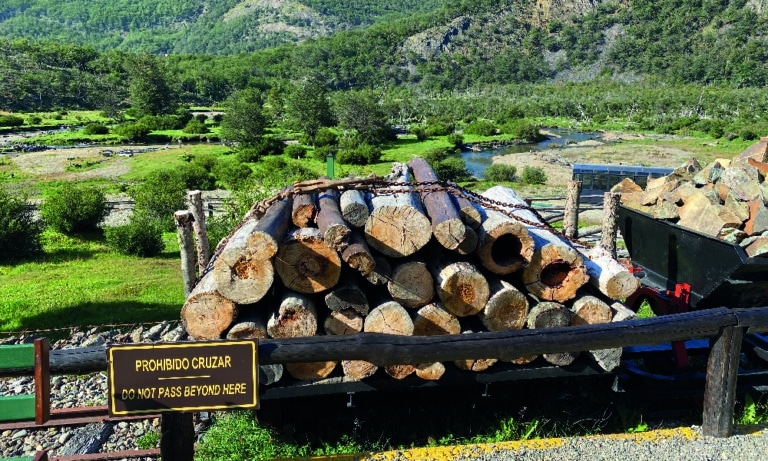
[
  {"x1": 35, "y1": 338, "x2": 50, "y2": 425},
  {"x1": 0, "y1": 344, "x2": 35, "y2": 369},
  {"x1": 702, "y1": 325, "x2": 744, "y2": 437},
  {"x1": 0, "y1": 394, "x2": 36, "y2": 422}
]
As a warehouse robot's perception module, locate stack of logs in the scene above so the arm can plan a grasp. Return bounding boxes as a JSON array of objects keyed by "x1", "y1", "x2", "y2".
[
  {"x1": 617, "y1": 138, "x2": 768, "y2": 257},
  {"x1": 181, "y1": 159, "x2": 640, "y2": 384}
]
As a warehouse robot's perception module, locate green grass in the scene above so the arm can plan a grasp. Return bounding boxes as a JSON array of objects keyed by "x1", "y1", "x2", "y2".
[{"x1": 0, "y1": 229, "x2": 185, "y2": 333}]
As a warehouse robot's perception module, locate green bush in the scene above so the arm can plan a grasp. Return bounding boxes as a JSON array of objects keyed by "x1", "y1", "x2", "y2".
[
  {"x1": 336, "y1": 144, "x2": 382, "y2": 165},
  {"x1": 311, "y1": 145, "x2": 336, "y2": 162},
  {"x1": 314, "y1": 128, "x2": 339, "y2": 147},
  {"x1": 105, "y1": 213, "x2": 165, "y2": 257},
  {"x1": 0, "y1": 115, "x2": 24, "y2": 127},
  {"x1": 521, "y1": 166, "x2": 547, "y2": 185},
  {"x1": 425, "y1": 121, "x2": 454, "y2": 137},
  {"x1": 446, "y1": 133, "x2": 464, "y2": 148},
  {"x1": 190, "y1": 153, "x2": 219, "y2": 172},
  {"x1": 433, "y1": 158, "x2": 472, "y2": 182},
  {"x1": 83, "y1": 123, "x2": 109, "y2": 135},
  {"x1": 212, "y1": 158, "x2": 253, "y2": 189},
  {"x1": 484, "y1": 164, "x2": 517, "y2": 182},
  {"x1": 183, "y1": 119, "x2": 209, "y2": 134},
  {"x1": 740, "y1": 128, "x2": 759, "y2": 141},
  {"x1": 195, "y1": 114, "x2": 209, "y2": 124},
  {"x1": 502, "y1": 119, "x2": 543, "y2": 142},
  {"x1": 236, "y1": 137, "x2": 285, "y2": 162},
  {"x1": 284, "y1": 144, "x2": 307, "y2": 159},
  {"x1": 410, "y1": 126, "x2": 428, "y2": 141},
  {"x1": 40, "y1": 185, "x2": 107, "y2": 234},
  {"x1": 423, "y1": 147, "x2": 458, "y2": 164},
  {"x1": 115, "y1": 122, "x2": 151, "y2": 142},
  {"x1": 464, "y1": 120, "x2": 497, "y2": 136},
  {"x1": 0, "y1": 188, "x2": 42, "y2": 262},
  {"x1": 26, "y1": 115, "x2": 42, "y2": 125},
  {"x1": 138, "y1": 114, "x2": 184, "y2": 131},
  {"x1": 130, "y1": 170, "x2": 187, "y2": 230},
  {"x1": 178, "y1": 163, "x2": 215, "y2": 190}
]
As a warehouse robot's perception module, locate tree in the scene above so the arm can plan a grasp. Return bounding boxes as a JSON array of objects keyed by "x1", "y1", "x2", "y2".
[
  {"x1": 125, "y1": 53, "x2": 177, "y2": 117},
  {"x1": 130, "y1": 169, "x2": 187, "y2": 231},
  {"x1": 0, "y1": 188, "x2": 41, "y2": 262},
  {"x1": 285, "y1": 76, "x2": 335, "y2": 144},
  {"x1": 220, "y1": 88, "x2": 269, "y2": 148},
  {"x1": 332, "y1": 89, "x2": 393, "y2": 146}
]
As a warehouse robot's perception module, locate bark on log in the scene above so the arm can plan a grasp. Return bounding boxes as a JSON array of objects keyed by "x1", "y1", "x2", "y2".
[
  {"x1": 267, "y1": 292, "x2": 318, "y2": 338},
  {"x1": 388, "y1": 260, "x2": 434, "y2": 309},
  {"x1": 408, "y1": 157, "x2": 468, "y2": 251},
  {"x1": 340, "y1": 189, "x2": 370, "y2": 228},
  {"x1": 324, "y1": 281, "x2": 369, "y2": 315},
  {"x1": 291, "y1": 192, "x2": 318, "y2": 228},
  {"x1": 174, "y1": 210, "x2": 196, "y2": 297},
  {"x1": 187, "y1": 190, "x2": 211, "y2": 272},
  {"x1": 365, "y1": 163, "x2": 431, "y2": 258},
  {"x1": 246, "y1": 197, "x2": 293, "y2": 261},
  {"x1": 275, "y1": 227, "x2": 342, "y2": 294},
  {"x1": 341, "y1": 231, "x2": 376, "y2": 277},
  {"x1": 475, "y1": 210, "x2": 534, "y2": 274},
  {"x1": 285, "y1": 361, "x2": 337, "y2": 381},
  {"x1": 563, "y1": 181, "x2": 581, "y2": 239},
  {"x1": 522, "y1": 242, "x2": 589, "y2": 303},
  {"x1": 527, "y1": 301, "x2": 578, "y2": 366},
  {"x1": 600, "y1": 192, "x2": 621, "y2": 257},
  {"x1": 452, "y1": 193, "x2": 483, "y2": 230},
  {"x1": 588, "y1": 302, "x2": 636, "y2": 372},
  {"x1": 341, "y1": 360, "x2": 378, "y2": 381},
  {"x1": 480, "y1": 278, "x2": 529, "y2": 332},
  {"x1": 365, "y1": 255, "x2": 391, "y2": 286},
  {"x1": 212, "y1": 216, "x2": 276, "y2": 305},
  {"x1": 324, "y1": 309, "x2": 364, "y2": 336},
  {"x1": 430, "y1": 257, "x2": 489, "y2": 317},
  {"x1": 181, "y1": 272, "x2": 237, "y2": 340},
  {"x1": 317, "y1": 189, "x2": 351, "y2": 252}
]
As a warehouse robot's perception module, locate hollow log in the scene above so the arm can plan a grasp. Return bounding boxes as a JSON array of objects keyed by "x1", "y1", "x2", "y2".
[
  {"x1": 452, "y1": 193, "x2": 483, "y2": 230},
  {"x1": 475, "y1": 210, "x2": 534, "y2": 274},
  {"x1": 291, "y1": 192, "x2": 317, "y2": 228},
  {"x1": 527, "y1": 301, "x2": 578, "y2": 366},
  {"x1": 340, "y1": 189, "x2": 370, "y2": 228},
  {"x1": 285, "y1": 361, "x2": 337, "y2": 381},
  {"x1": 324, "y1": 309, "x2": 364, "y2": 336},
  {"x1": 408, "y1": 157, "x2": 468, "y2": 251},
  {"x1": 522, "y1": 242, "x2": 589, "y2": 303},
  {"x1": 324, "y1": 281, "x2": 369, "y2": 315},
  {"x1": 429, "y1": 255, "x2": 489, "y2": 317},
  {"x1": 365, "y1": 255, "x2": 392, "y2": 286},
  {"x1": 317, "y1": 189, "x2": 351, "y2": 252},
  {"x1": 275, "y1": 227, "x2": 342, "y2": 294},
  {"x1": 245, "y1": 197, "x2": 293, "y2": 261},
  {"x1": 267, "y1": 292, "x2": 318, "y2": 339},
  {"x1": 480, "y1": 278, "x2": 529, "y2": 332},
  {"x1": 388, "y1": 260, "x2": 434, "y2": 309},
  {"x1": 181, "y1": 272, "x2": 237, "y2": 340},
  {"x1": 341, "y1": 231, "x2": 376, "y2": 277},
  {"x1": 341, "y1": 360, "x2": 378, "y2": 381},
  {"x1": 365, "y1": 163, "x2": 432, "y2": 258}
]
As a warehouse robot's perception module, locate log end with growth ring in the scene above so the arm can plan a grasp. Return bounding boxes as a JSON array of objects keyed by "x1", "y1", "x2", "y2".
[
  {"x1": 365, "y1": 206, "x2": 432, "y2": 258},
  {"x1": 476, "y1": 216, "x2": 534, "y2": 274},
  {"x1": 212, "y1": 254, "x2": 274, "y2": 305},
  {"x1": 523, "y1": 244, "x2": 589, "y2": 303},
  {"x1": 181, "y1": 294, "x2": 238, "y2": 340}
]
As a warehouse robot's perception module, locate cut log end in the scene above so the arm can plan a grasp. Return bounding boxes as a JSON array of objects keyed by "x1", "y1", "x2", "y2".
[
  {"x1": 181, "y1": 295, "x2": 237, "y2": 340},
  {"x1": 285, "y1": 361, "x2": 337, "y2": 381},
  {"x1": 275, "y1": 228, "x2": 342, "y2": 294},
  {"x1": 365, "y1": 206, "x2": 432, "y2": 258},
  {"x1": 212, "y1": 256, "x2": 274, "y2": 305},
  {"x1": 342, "y1": 360, "x2": 378, "y2": 381},
  {"x1": 476, "y1": 216, "x2": 534, "y2": 274},
  {"x1": 415, "y1": 362, "x2": 445, "y2": 380},
  {"x1": 523, "y1": 244, "x2": 589, "y2": 303}
]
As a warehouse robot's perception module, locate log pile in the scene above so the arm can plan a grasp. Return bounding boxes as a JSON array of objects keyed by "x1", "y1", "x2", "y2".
[
  {"x1": 181, "y1": 160, "x2": 641, "y2": 385},
  {"x1": 617, "y1": 138, "x2": 768, "y2": 257}
]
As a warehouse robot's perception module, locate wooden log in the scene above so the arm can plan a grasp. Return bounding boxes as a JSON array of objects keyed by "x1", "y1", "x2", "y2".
[
  {"x1": 600, "y1": 191, "x2": 621, "y2": 256},
  {"x1": 365, "y1": 255, "x2": 391, "y2": 285},
  {"x1": 702, "y1": 325, "x2": 744, "y2": 437},
  {"x1": 527, "y1": 301, "x2": 578, "y2": 366},
  {"x1": 570, "y1": 295, "x2": 612, "y2": 326},
  {"x1": 413, "y1": 303, "x2": 461, "y2": 336},
  {"x1": 455, "y1": 225, "x2": 478, "y2": 255},
  {"x1": 226, "y1": 309, "x2": 268, "y2": 340},
  {"x1": 212, "y1": 216, "x2": 276, "y2": 305},
  {"x1": 365, "y1": 301, "x2": 416, "y2": 380},
  {"x1": 452, "y1": 193, "x2": 483, "y2": 229},
  {"x1": 475, "y1": 210, "x2": 534, "y2": 274},
  {"x1": 341, "y1": 231, "x2": 376, "y2": 277},
  {"x1": 291, "y1": 191, "x2": 318, "y2": 228},
  {"x1": 408, "y1": 157, "x2": 468, "y2": 251},
  {"x1": 589, "y1": 301, "x2": 636, "y2": 372},
  {"x1": 341, "y1": 360, "x2": 378, "y2": 381},
  {"x1": 414, "y1": 361, "x2": 445, "y2": 380},
  {"x1": 187, "y1": 190, "x2": 211, "y2": 272},
  {"x1": 522, "y1": 242, "x2": 589, "y2": 303},
  {"x1": 340, "y1": 189, "x2": 369, "y2": 228},
  {"x1": 454, "y1": 331, "x2": 497, "y2": 372},
  {"x1": 285, "y1": 361, "x2": 337, "y2": 381},
  {"x1": 388, "y1": 260, "x2": 434, "y2": 309},
  {"x1": 324, "y1": 281, "x2": 369, "y2": 315},
  {"x1": 480, "y1": 277, "x2": 529, "y2": 332},
  {"x1": 174, "y1": 210, "x2": 197, "y2": 297},
  {"x1": 267, "y1": 292, "x2": 318, "y2": 338},
  {"x1": 430, "y1": 254, "x2": 489, "y2": 317},
  {"x1": 384, "y1": 364, "x2": 416, "y2": 380},
  {"x1": 365, "y1": 163, "x2": 432, "y2": 258},
  {"x1": 275, "y1": 227, "x2": 342, "y2": 294},
  {"x1": 246, "y1": 197, "x2": 293, "y2": 261},
  {"x1": 317, "y1": 189, "x2": 351, "y2": 252},
  {"x1": 563, "y1": 180, "x2": 581, "y2": 239},
  {"x1": 324, "y1": 309, "x2": 364, "y2": 335},
  {"x1": 181, "y1": 272, "x2": 237, "y2": 340}
]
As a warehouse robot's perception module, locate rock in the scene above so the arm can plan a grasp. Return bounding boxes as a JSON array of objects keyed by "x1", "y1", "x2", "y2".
[
  {"x1": 724, "y1": 192, "x2": 750, "y2": 222},
  {"x1": 59, "y1": 423, "x2": 113, "y2": 456},
  {"x1": 678, "y1": 192, "x2": 740, "y2": 237},
  {"x1": 718, "y1": 228, "x2": 748, "y2": 245},
  {"x1": 720, "y1": 166, "x2": 762, "y2": 202},
  {"x1": 745, "y1": 199, "x2": 768, "y2": 235},
  {"x1": 744, "y1": 235, "x2": 768, "y2": 257},
  {"x1": 610, "y1": 178, "x2": 642, "y2": 194},
  {"x1": 653, "y1": 200, "x2": 679, "y2": 220},
  {"x1": 693, "y1": 160, "x2": 726, "y2": 185}
]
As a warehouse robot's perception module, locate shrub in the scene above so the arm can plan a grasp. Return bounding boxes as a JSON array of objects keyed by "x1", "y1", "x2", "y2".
[
  {"x1": 464, "y1": 120, "x2": 497, "y2": 136},
  {"x1": 336, "y1": 144, "x2": 382, "y2": 165},
  {"x1": 502, "y1": 119, "x2": 543, "y2": 142},
  {"x1": 40, "y1": 185, "x2": 107, "y2": 234},
  {"x1": 0, "y1": 188, "x2": 41, "y2": 262},
  {"x1": 521, "y1": 166, "x2": 547, "y2": 185},
  {"x1": 26, "y1": 115, "x2": 42, "y2": 125},
  {"x1": 425, "y1": 121, "x2": 454, "y2": 137},
  {"x1": 83, "y1": 123, "x2": 109, "y2": 135},
  {"x1": 284, "y1": 144, "x2": 306, "y2": 159},
  {"x1": 138, "y1": 114, "x2": 184, "y2": 131},
  {"x1": 484, "y1": 164, "x2": 517, "y2": 182},
  {"x1": 183, "y1": 119, "x2": 209, "y2": 134},
  {"x1": 237, "y1": 137, "x2": 285, "y2": 162},
  {"x1": 178, "y1": 163, "x2": 215, "y2": 190},
  {"x1": 105, "y1": 212, "x2": 164, "y2": 257},
  {"x1": 212, "y1": 158, "x2": 253, "y2": 189},
  {"x1": 130, "y1": 170, "x2": 187, "y2": 230},
  {"x1": 195, "y1": 114, "x2": 209, "y2": 123},
  {"x1": 740, "y1": 128, "x2": 759, "y2": 141},
  {"x1": 0, "y1": 115, "x2": 24, "y2": 127},
  {"x1": 191, "y1": 153, "x2": 219, "y2": 172},
  {"x1": 446, "y1": 133, "x2": 464, "y2": 148},
  {"x1": 423, "y1": 147, "x2": 457, "y2": 164},
  {"x1": 410, "y1": 126, "x2": 428, "y2": 141},
  {"x1": 433, "y1": 158, "x2": 472, "y2": 182},
  {"x1": 311, "y1": 145, "x2": 336, "y2": 162},
  {"x1": 115, "y1": 122, "x2": 151, "y2": 142}
]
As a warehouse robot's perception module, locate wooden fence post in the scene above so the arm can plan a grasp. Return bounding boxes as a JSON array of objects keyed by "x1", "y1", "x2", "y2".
[
  {"x1": 187, "y1": 191, "x2": 211, "y2": 273},
  {"x1": 600, "y1": 192, "x2": 621, "y2": 257},
  {"x1": 563, "y1": 180, "x2": 581, "y2": 239},
  {"x1": 174, "y1": 210, "x2": 197, "y2": 297},
  {"x1": 34, "y1": 338, "x2": 50, "y2": 425},
  {"x1": 160, "y1": 411, "x2": 194, "y2": 461},
  {"x1": 702, "y1": 325, "x2": 744, "y2": 437}
]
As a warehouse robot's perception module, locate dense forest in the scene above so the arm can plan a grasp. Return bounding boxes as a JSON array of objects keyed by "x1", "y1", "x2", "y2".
[{"x1": 1, "y1": 0, "x2": 767, "y2": 127}]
